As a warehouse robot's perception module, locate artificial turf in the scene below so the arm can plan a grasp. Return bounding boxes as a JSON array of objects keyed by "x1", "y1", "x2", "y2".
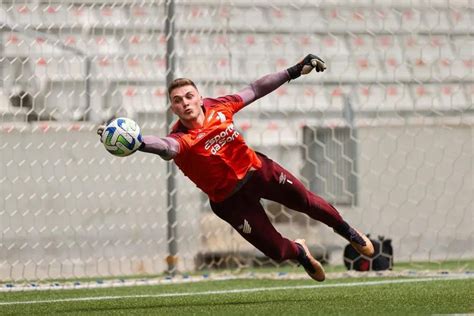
[{"x1": 0, "y1": 276, "x2": 472, "y2": 315}]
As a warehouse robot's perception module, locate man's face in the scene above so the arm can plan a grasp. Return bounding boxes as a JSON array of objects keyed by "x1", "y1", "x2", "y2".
[{"x1": 169, "y1": 85, "x2": 203, "y2": 122}]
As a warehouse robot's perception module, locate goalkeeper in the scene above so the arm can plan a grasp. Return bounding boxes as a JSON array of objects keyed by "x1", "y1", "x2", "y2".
[{"x1": 98, "y1": 54, "x2": 374, "y2": 282}]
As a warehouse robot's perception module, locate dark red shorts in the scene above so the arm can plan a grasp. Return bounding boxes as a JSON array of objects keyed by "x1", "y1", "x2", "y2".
[{"x1": 210, "y1": 153, "x2": 344, "y2": 261}]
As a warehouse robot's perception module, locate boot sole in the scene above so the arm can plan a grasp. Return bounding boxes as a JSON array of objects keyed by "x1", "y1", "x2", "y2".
[
  {"x1": 295, "y1": 239, "x2": 325, "y2": 282},
  {"x1": 351, "y1": 230, "x2": 375, "y2": 257}
]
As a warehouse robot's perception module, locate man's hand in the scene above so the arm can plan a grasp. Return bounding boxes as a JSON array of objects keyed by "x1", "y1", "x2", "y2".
[
  {"x1": 97, "y1": 125, "x2": 105, "y2": 142},
  {"x1": 287, "y1": 54, "x2": 327, "y2": 80}
]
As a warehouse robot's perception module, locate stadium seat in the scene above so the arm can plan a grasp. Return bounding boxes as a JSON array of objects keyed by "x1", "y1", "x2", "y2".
[
  {"x1": 373, "y1": 8, "x2": 400, "y2": 32},
  {"x1": 269, "y1": 34, "x2": 293, "y2": 58},
  {"x1": 38, "y1": 4, "x2": 70, "y2": 28},
  {"x1": 410, "y1": 57, "x2": 436, "y2": 81},
  {"x1": 209, "y1": 85, "x2": 232, "y2": 99},
  {"x1": 90, "y1": 56, "x2": 124, "y2": 80},
  {"x1": 422, "y1": 8, "x2": 450, "y2": 32},
  {"x1": 319, "y1": 35, "x2": 349, "y2": 58},
  {"x1": 298, "y1": 8, "x2": 326, "y2": 31},
  {"x1": 411, "y1": 84, "x2": 441, "y2": 111},
  {"x1": 403, "y1": 35, "x2": 454, "y2": 80},
  {"x1": 31, "y1": 35, "x2": 66, "y2": 56},
  {"x1": 125, "y1": 33, "x2": 166, "y2": 56},
  {"x1": 209, "y1": 34, "x2": 234, "y2": 55},
  {"x1": 452, "y1": 36, "x2": 473, "y2": 59},
  {"x1": 428, "y1": 36, "x2": 455, "y2": 61},
  {"x1": 122, "y1": 56, "x2": 154, "y2": 81},
  {"x1": 400, "y1": 8, "x2": 423, "y2": 32},
  {"x1": 293, "y1": 35, "x2": 317, "y2": 59},
  {"x1": 128, "y1": 4, "x2": 164, "y2": 28},
  {"x1": 324, "y1": 57, "x2": 358, "y2": 82},
  {"x1": 10, "y1": 4, "x2": 43, "y2": 27},
  {"x1": 348, "y1": 36, "x2": 384, "y2": 80},
  {"x1": 177, "y1": 4, "x2": 228, "y2": 29},
  {"x1": 465, "y1": 84, "x2": 474, "y2": 108},
  {"x1": 33, "y1": 56, "x2": 85, "y2": 81},
  {"x1": 403, "y1": 35, "x2": 452, "y2": 62},
  {"x1": 355, "y1": 84, "x2": 414, "y2": 112},
  {"x1": 2, "y1": 32, "x2": 28, "y2": 57},
  {"x1": 269, "y1": 86, "x2": 298, "y2": 113},
  {"x1": 58, "y1": 34, "x2": 88, "y2": 55},
  {"x1": 266, "y1": 7, "x2": 295, "y2": 30},
  {"x1": 230, "y1": 56, "x2": 272, "y2": 81},
  {"x1": 211, "y1": 56, "x2": 233, "y2": 80},
  {"x1": 2, "y1": 32, "x2": 68, "y2": 57},
  {"x1": 354, "y1": 84, "x2": 385, "y2": 112},
  {"x1": 177, "y1": 54, "x2": 231, "y2": 81},
  {"x1": 233, "y1": 34, "x2": 268, "y2": 57},
  {"x1": 116, "y1": 85, "x2": 153, "y2": 116},
  {"x1": 86, "y1": 35, "x2": 123, "y2": 56},
  {"x1": 64, "y1": 5, "x2": 97, "y2": 28},
  {"x1": 177, "y1": 33, "x2": 210, "y2": 56},
  {"x1": 327, "y1": 85, "x2": 352, "y2": 112},
  {"x1": 349, "y1": 35, "x2": 375, "y2": 55},
  {"x1": 0, "y1": 6, "x2": 14, "y2": 26},
  {"x1": 382, "y1": 55, "x2": 412, "y2": 82},
  {"x1": 92, "y1": 6, "x2": 128, "y2": 28},
  {"x1": 11, "y1": 4, "x2": 98, "y2": 29},
  {"x1": 384, "y1": 84, "x2": 414, "y2": 111},
  {"x1": 116, "y1": 85, "x2": 168, "y2": 115},
  {"x1": 323, "y1": 7, "x2": 369, "y2": 32},
  {"x1": 33, "y1": 57, "x2": 60, "y2": 81},
  {"x1": 438, "y1": 84, "x2": 468, "y2": 111},
  {"x1": 151, "y1": 86, "x2": 168, "y2": 112},
  {"x1": 151, "y1": 57, "x2": 167, "y2": 79},
  {"x1": 357, "y1": 57, "x2": 384, "y2": 81},
  {"x1": 375, "y1": 36, "x2": 405, "y2": 81},
  {"x1": 228, "y1": 6, "x2": 267, "y2": 30},
  {"x1": 437, "y1": 58, "x2": 473, "y2": 81},
  {"x1": 375, "y1": 35, "x2": 403, "y2": 57},
  {"x1": 294, "y1": 85, "x2": 331, "y2": 113},
  {"x1": 244, "y1": 120, "x2": 301, "y2": 146},
  {"x1": 449, "y1": 8, "x2": 473, "y2": 32}
]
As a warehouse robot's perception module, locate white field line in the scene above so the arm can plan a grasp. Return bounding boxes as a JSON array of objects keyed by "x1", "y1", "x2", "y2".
[{"x1": 0, "y1": 275, "x2": 472, "y2": 306}]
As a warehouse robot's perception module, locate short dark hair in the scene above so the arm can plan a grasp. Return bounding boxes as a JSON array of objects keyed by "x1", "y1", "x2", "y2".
[{"x1": 168, "y1": 78, "x2": 198, "y2": 97}]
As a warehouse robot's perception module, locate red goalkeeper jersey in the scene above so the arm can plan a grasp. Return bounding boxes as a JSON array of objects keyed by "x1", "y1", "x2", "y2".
[{"x1": 168, "y1": 94, "x2": 262, "y2": 202}]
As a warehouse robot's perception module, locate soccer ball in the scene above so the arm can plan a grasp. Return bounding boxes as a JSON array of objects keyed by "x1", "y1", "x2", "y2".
[{"x1": 101, "y1": 117, "x2": 143, "y2": 157}]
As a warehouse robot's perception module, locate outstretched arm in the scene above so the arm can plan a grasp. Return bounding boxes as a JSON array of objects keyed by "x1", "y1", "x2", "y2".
[
  {"x1": 237, "y1": 54, "x2": 326, "y2": 106},
  {"x1": 97, "y1": 126, "x2": 179, "y2": 160},
  {"x1": 138, "y1": 135, "x2": 179, "y2": 160}
]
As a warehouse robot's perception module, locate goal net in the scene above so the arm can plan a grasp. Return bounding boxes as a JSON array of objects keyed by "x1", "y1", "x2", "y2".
[{"x1": 0, "y1": 0, "x2": 472, "y2": 283}]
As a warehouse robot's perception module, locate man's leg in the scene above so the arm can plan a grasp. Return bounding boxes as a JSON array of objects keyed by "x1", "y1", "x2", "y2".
[
  {"x1": 209, "y1": 190, "x2": 298, "y2": 262},
  {"x1": 209, "y1": 188, "x2": 325, "y2": 281},
  {"x1": 253, "y1": 153, "x2": 374, "y2": 257}
]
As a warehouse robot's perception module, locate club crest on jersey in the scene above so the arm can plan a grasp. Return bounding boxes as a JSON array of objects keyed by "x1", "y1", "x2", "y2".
[
  {"x1": 207, "y1": 110, "x2": 226, "y2": 123},
  {"x1": 217, "y1": 112, "x2": 226, "y2": 123}
]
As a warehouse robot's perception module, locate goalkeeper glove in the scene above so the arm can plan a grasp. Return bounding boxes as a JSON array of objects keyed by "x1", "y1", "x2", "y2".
[
  {"x1": 287, "y1": 54, "x2": 326, "y2": 80},
  {"x1": 96, "y1": 125, "x2": 104, "y2": 137}
]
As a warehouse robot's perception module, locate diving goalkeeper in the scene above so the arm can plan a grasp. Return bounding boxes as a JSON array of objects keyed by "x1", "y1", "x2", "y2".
[{"x1": 98, "y1": 54, "x2": 374, "y2": 281}]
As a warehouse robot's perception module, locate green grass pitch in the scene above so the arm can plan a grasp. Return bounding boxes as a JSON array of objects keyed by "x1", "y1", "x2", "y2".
[{"x1": 1, "y1": 275, "x2": 473, "y2": 315}]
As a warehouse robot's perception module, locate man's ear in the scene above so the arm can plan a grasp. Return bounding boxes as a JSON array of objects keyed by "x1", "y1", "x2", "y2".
[{"x1": 170, "y1": 104, "x2": 178, "y2": 115}]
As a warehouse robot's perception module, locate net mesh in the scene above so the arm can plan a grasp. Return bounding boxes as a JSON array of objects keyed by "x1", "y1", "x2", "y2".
[{"x1": 0, "y1": 0, "x2": 472, "y2": 282}]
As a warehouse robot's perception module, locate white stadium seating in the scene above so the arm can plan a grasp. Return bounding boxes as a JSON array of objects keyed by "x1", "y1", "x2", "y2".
[{"x1": 0, "y1": 1, "x2": 471, "y2": 121}]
